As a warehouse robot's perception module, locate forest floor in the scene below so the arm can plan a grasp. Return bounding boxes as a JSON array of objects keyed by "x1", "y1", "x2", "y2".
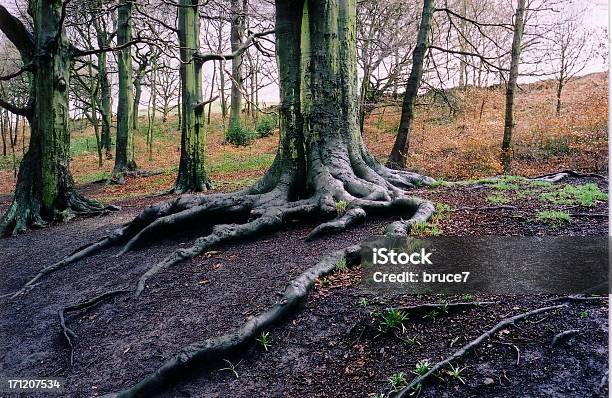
[{"x1": 0, "y1": 174, "x2": 607, "y2": 397}]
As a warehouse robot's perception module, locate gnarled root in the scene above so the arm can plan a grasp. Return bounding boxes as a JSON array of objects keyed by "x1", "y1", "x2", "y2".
[
  {"x1": 109, "y1": 246, "x2": 362, "y2": 398},
  {"x1": 58, "y1": 289, "x2": 131, "y2": 365}
]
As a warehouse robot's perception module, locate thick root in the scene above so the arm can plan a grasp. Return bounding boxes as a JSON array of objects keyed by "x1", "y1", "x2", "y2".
[{"x1": 109, "y1": 246, "x2": 362, "y2": 398}]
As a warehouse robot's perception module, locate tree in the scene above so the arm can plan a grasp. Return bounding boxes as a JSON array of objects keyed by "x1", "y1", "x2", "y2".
[
  {"x1": 0, "y1": 1, "x2": 114, "y2": 236},
  {"x1": 49, "y1": 0, "x2": 435, "y2": 304},
  {"x1": 501, "y1": 0, "x2": 526, "y2": 174},
  {"x1": 387, "y1": 0, "x2": 434, "y2": 169},
  {"x1": 547, "y1": 7, "x2": 592, "y2": 115},
  {"x1": 112, "y1": 0, "x2": 138, "y2": 183},
  {"x1": 228, "y1": 0, "x2": 245, "y2": 129},
  {"x1": 172, "y1": 0, "x2": 212, "y2": 193}
]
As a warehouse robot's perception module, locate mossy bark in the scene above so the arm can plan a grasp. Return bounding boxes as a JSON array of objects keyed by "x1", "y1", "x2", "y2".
[
  {"x1": 112, "y1": 0, "x2": 137, "y2": 182},
  {"x1": 173, "y1": 0, "x2": 212, "y2": 193}
]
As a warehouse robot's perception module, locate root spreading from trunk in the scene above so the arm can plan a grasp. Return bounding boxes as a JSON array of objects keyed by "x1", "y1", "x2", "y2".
[
  {"x1": 109, "y1": 246, "x2": 362, "y2": 398},
  {"x1": 393, "y1": 304, "x2": 567, "y2": 397},
  {"x1": 58, "y1": 289, "x2": 130, "y2": 365}
]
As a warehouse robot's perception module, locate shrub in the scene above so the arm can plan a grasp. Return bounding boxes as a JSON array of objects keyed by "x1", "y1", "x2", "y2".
[
  {"x1": 255, "y1": 114, "x2": 277, "y2": 138},
  {"x1": 225, "y1": 124, "x2": 257, "y2": 146}
]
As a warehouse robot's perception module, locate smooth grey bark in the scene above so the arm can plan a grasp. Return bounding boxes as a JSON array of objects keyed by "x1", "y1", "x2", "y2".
[
  {"x1": 112, "y1": 0, "x2": 137, "y2": 182},
  {"x1": 501, "y1": 0, "x2": 526, "y2": 174},
  {"x1": 228, "y1": 0, "x2": 245, "y2": 129},
  {"x1": 387, "y1": 0, "x2": 434, "y2": 169}
]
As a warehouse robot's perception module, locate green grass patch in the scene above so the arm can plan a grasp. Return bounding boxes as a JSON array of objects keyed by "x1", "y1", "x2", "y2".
[
  {"x1": 486, "y1": 193, "x2": 511, "y2": 204},
  {"x1": 411, "y1": 221, "x2": 442, "y2": 237},
  {"x1": 75, "y1": 170, "x2": 111, "y2": 184},
  {"x1": 535, "y1": 210, "x2": 571, "y2": 228},
  {"x1": 539, "y1": 183, "x2": 607, "y2": 206},
  {"x1": 209, "y1": 153, "x2": 274, "y2": 174}
]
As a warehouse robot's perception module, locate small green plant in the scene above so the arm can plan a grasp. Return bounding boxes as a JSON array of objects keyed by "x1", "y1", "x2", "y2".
[
  {"x1": 423, "y1": 310, "x2": 439, "y2": 321},
  {"x1": 579, "y1": 310, "x2": 589, "y2": 318},
  {"x1": 411, "y1": 221, "x2": 442, "y2": 237},
  {"x1": 224, "y1": 124, "x2": 257, "y2": 146},
  {"x1": 371, "y1": 394, "x2": 386, "y2": 398},
  {"x1": 255, "y1": 114, "x2": 277, "y2": 137},
  {"x1": 434, "y1": 202, "x2": 453, "y2": 220},
  {"x1": 535, "y1": 211, "x2": 571, "y2": 228},
  {"x1": 358, "y1": 297, "x2": 369, "y2": 307},
  {"x1": 335, "y1": 200, "x2": 349, "y2": 215},
  {"x1": 401, "y1": 335, "x2": 421, "y2": 346},
  {"x1": 320, "y1": 276, "x2": 330, "y2": 287},
  {"x1": 414, "y1": 359, "x2": 432, "y2": 376},
  {"x1": 446, "y1": 363, "x2": 467, "y2": 384},
  {"x1": 539, "y1": 136, "x2": 572, "y2": 156},
  {"x1": 377, "y1": 308, "x2": 408, "y2": 334},
  {"x1": 461, "y1": 294, "x2": 474, "y2": 301},
  {"x1": 335, "y1": 256, "x2": 348, "y2": 272},
  {"x1": 388, "y1": 372, "x2": 407, "y2": 392},
  {"x1": 486, "y1": 193, "x2": 510, "y2": 205},
  {"x1": 256, "y1": 331, "x2": 272, "y2": 351},
  {"x1": 219, "y1": 359, "x2": 242, "y2": 378}
]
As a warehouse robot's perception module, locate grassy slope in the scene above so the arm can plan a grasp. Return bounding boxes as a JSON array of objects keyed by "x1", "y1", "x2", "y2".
[{"x1": 0, "y1": 72, "x2": 607, "y2": 201}]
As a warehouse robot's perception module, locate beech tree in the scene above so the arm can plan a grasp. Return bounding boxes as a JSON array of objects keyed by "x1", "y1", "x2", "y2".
[
  {"x1": 43, "y1": 0, "x2": 436, "y2": 311},
  {"x1": 387, "y1": 0, "x2": 434, "y2": 169},
  {"x1": 112, "y1": 0, "x2": 138, "y2": 182},
  {"x1": 501, "y1": 0, "x2": 526, "y2": 173},
  {"x1": 0, "y1": 1, "x2": 115, "y2": 236}
]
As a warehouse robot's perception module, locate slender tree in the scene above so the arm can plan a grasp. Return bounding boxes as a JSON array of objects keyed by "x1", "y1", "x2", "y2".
[
  {"x1": 387, "y1": 0, "x2": 434, "y2": 169},
  {"x1": 228, "y1": 0, "x2": 245, "y2": 129},
  {"x1": 172, "y1": 0, "x2": 212, "y2": 192},
  {"x1": 501, "y1": 0, "x2": 526, "y2": 173},
  {"x1": 112, "y1": 0, "x2": 138, "y2": 182}
]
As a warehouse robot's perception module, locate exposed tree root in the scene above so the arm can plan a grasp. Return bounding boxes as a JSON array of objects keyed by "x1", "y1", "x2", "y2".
[
  {"x1": 393, "y1": 304, "x2": 567, "y2": 397},
  {"x1": 58, "y1": 289, "x2": 131, "y2": 365},
  {"x1": 532, "y1": 169, "x2": 608, "y2": 183},
  {"x1": 547, "y1": 294, "x2": 607, "y2": 304},
  {"x1": 5, "y1": 158, "x2": 435, "y2": 299},
  {"x1": 396, "y1": 301, "x2": 494, "y2": 317},
  {"x1": 104, "y1": 246, "x2": 362, "y2": 398},
  {"x1": 551, "y1": 329, "x2": 580, "y2": 348},
  {"x1": 0, "y1": 188, "x2": 118, "y2": 237}
]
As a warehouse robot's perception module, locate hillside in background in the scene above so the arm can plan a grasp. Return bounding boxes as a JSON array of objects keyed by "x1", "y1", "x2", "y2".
[{"x1": 0, "y1": 72, "x2": 607, "y2": 201}]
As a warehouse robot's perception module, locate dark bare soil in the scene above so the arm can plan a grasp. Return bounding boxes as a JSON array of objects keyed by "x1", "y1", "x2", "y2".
[{"x1": 0, "y1": 176, "x2": 608, "y2": 398}]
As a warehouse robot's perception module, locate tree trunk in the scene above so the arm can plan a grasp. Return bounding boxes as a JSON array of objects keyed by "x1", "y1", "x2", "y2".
[
  {"x1": 501, "y1": 0, "x2": 526, "y2": 174},
  {"x1": 0, "y1": 0, "x2": 113, "y2": 236},
  {"x1": 229, "y1": 0, "x2": 244, "y2": 129},
  {"x1": 112, "y1": 0, "x2": 137, "y2": 182},
  {"x1": 1, "y1": 110, "x2": 6, "y2": 156},
  {"x1": 387, "y1": 0, "x2": 434, "y2": 169},
  {"x1": 173, "y1": 0, "x2": 212, "y2": 193},
  {"x1": 95, "y1": 25, "x2": 112, "y2": 159},
  {"x1": 132, "y1": 61, "x2": 148, "y2": 131}
]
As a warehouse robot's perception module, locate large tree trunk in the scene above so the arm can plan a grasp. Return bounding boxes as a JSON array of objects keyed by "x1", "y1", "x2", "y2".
[
  {"x1": 173, "y1": 0, "x2": 212, "y2": 193},
  {"x1": 228, "y1": 0, "x2": 244, "y2": 129},
  {"x1": 112, "y1": 0, "x2": 137, "y2": 182},
  {"x1": 0, "y1": 0, "x2": 113, "y2": 236},
  {"x1": 387, "y1": 0, "x2": 434, "y2": 169},
  {"x1": 501, "y1": 0, "x2": 526, "y2": 174},
  {"x1": 48, "y1": 0, "x2": 433, "y2": 319}
]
